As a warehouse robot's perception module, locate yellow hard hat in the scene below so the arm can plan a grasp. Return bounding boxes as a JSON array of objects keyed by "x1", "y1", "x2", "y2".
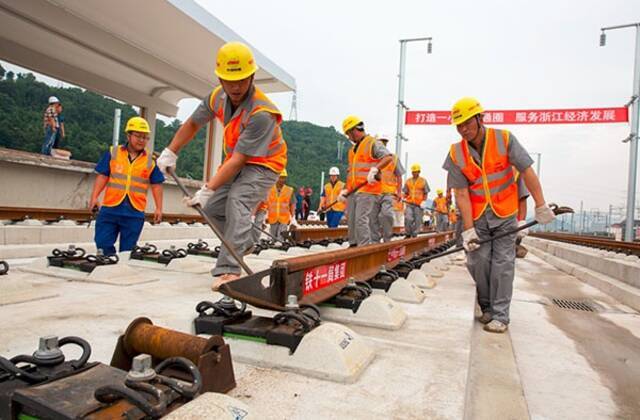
[
  {"x1": 437, "y1": 189, "x2": 444, "y2": 194},
  {"x1": 342, "y1": 115, "x2": 363, "y2": 134},
  {"x1": 215, "y1": 42, "x2": 258, "y2": 81},
  {"x1": 125, "y1": 116, "x2": 151, "y2": 134},
  {"x1": 410, "y1": 163, "x2": 421, "y2": 172},
  {"x1": 451, "y1": 97, "x2": 484, "y2": 125},
  {"x1": 280, "y1": 169, "x2": 288, "y2": 177}
]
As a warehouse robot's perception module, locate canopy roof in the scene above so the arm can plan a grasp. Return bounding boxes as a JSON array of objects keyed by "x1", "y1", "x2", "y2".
[{"x1": 0, "y1": 0, "x2": 295, "y2": 116}]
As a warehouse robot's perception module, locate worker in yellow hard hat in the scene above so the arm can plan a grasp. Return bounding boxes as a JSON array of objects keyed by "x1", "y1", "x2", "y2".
[
  {"x1": 156, "y1": 41, "x2": 287, "y2": 290},
  {"x1": 89, "y1": 116, "x2": 164, "y2": 255},
  {"x1": 434, "y1": 188, "x2": 449, "y2": 232},
  {"x1": 340, "y1": 116, "x2": 394, "y2": 246},
  {"x1": 370, "y1": 134, "x2": 405, "y2": 242},
  {"x1": 403, "y1": 163, "x2": 430, "y2": 237},
  {"x1": 266, "y1": 169, "x2": 296, "y2": 241},
  {"x1": 442, "y1": 96, "x2": 554, "y2": 333}
]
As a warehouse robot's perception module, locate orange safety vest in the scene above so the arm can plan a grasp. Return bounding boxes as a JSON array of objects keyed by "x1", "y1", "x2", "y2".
[
  {"x1": 381, "y1": 155, "x2": 399, "y2": 195},
  {"x1": 404, "y1": 177, "x2": 427, "y2": 206},
  {"x1": 209, "y1": 86, "x2": 287, "y2": 174},
  {"x1": 323, "y1": 180, "x2": 346, "y2": 212},
  {"x1": 434, "y1": 196, "x2": 448, "y2": 214},
  {"x1": 449, "y1": 209, "x2": 458, "y2": 224},
  {"x1": 103, "y1": 145, "x2": 153, "y2": 212},
  {"x1": 267, "y1": 185, "x2": 293, "y2": 224},
  {"x1": 347, "y1": 135, "x2": 382, "y2": 195},
  {"x1": 449, "y1": 128, "x2": 518, "y2": 220}
]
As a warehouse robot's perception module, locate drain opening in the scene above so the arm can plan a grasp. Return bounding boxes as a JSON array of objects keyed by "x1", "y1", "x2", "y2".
[{"x1": 551, "y1": 298, "x2": 597, "y2": 312}]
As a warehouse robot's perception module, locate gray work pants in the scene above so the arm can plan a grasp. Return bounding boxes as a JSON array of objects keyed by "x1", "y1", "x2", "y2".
[
  {"x1": 370, "y1": 194, "x2": 395, "y2": 243},
  {"x1": 436, "y1": 213, "x2": 449, "y2": 232},
  {"x1": 466, "y1": 213, "x2": 517, "y2": 324},
  {"x1": 347, "y1": 193, "x2": 377, "y2": 246},
  {"x1": 251, "y1": 210, "x2": 267, "y2": 244},
  {"x1": 455, "y1": 219, "x2": 463, "y2": 246},
  {"x1": 202, "y1": 165, "x2": 278, "y2": 275},
  {"x1": 404, "y1": 204, "x2": 424, "y2": 237},
  {"x1": 269, "y1": 223, "x2": 288, "y2": 242}
]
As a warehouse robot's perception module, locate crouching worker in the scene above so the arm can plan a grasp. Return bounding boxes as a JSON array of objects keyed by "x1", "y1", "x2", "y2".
[
  {"x1": 155, "y1": 41, "x2": 287, "y2": 289},
  {"x1": 88, "y1": 116, "x2": 164, "y2": 255}
]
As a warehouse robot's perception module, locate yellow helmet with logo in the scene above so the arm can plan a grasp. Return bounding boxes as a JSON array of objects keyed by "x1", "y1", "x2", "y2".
[
  {"x1": 342, "y1": 115, "x2": 363, "y2": 134},
  {"x1": 215, "y1": 42, "x2": 258, "y2": 81},
  {"x1": 410, "y1": 163, "x2": 421, "y2": 172},
  {"x1": 451, "y1": 97, "x2": 484, "y2": 125},
  {"x1": 280, "y1": 169, "x2": 288, "y2": 177},
  {"x1": 125, "y1": 116, "x2": 151, "y2": 134}
]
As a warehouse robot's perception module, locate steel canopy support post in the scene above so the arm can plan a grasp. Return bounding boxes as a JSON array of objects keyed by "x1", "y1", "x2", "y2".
[
  {"x1": 395, "y1": 40, "x2": 407, "y2": 160},
  {"x1": 625, "y1": 26, "x2": 640, "y2": 241}
]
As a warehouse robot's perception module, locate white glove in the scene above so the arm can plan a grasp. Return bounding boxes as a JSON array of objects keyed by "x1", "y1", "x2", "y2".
[
  {"x1": 420, "y1": 200, "x2": 428, "y2": 209},
  {"x1": 290, "y1": 218, "x2": 299, "y2": 228},
  {"x1": 516, "y1": 220, "x2": 529, "y2": 239},
  {"x1": 461, "y1": 228, "x2": 481, "y2": 252},
  {"x1": 534, "y1": 203, "x2": 555, "y2": 225},
  {"x1": 337, "y1": 189, "x2": 348, "y2": 203},
  {"x1": 183, "y1": 185, "x2": 214, "y2": 207},
  {"x1": 367, "y1": 167, "x2": 379, "y2": 185},
  {"x1": 156, "y1": 148, "x2": 178, "y2": 174}
]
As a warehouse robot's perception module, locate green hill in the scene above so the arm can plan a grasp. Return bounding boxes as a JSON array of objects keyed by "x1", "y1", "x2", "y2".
[{"x1": 0, "y1": 64, "x2": 349, "y2": 208}]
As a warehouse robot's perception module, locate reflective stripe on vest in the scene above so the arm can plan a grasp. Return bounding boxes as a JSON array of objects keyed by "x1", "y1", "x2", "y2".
[
  {"x1": 324, "y1": 181, "x2": 346, "y2": 212},
  {"x1": 405, "y1": 177, "x2": 426, "y2": 205},
  {"x1": 103, "y1": 145, "x2": 153, "y2": 212},
  {"x1": 267, "y1": 185, "x2": 293, "y2": 224},
  {"x1": 449, "y1": 128, "x2": 518, "y2": 220},
  {"x1": 381, "y1": 155, "x2": 398, "y2": 195},
  {"x1": 209, "y1": 86, "x2": 287, "y2": 174},
  {"x1": 346, "y1": 135, "x2": 381, "y2": 195}
]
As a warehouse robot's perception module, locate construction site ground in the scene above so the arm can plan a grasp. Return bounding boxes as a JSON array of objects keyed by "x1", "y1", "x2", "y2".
[{"x1": 1, "y1": 235, "x2": 640, "y2": 419}]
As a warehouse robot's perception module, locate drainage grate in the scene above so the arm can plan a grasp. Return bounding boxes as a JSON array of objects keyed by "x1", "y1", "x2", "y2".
[{"x1": 551, "y1": 298, "x2": 597, "y2": 312}]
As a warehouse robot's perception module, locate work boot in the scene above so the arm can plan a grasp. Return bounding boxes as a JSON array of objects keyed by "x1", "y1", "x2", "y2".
[
  {"x1": 483, "y1": 320, "x2": 508, "y2": 333},
  {"x1": 478, "y1": 312, "x2": 492, "y2": 324}
]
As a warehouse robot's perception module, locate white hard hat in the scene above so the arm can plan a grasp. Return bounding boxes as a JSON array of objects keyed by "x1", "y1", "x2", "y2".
[
  {"x1": 377, "y1": 133, "x2": 392, "y2": 142},
  {"x1": 48, "y1": 96, "x2": 60, "y2": 104},
  {"x1": 329, "y1": 167, "x2": 340, "y2": 176}
]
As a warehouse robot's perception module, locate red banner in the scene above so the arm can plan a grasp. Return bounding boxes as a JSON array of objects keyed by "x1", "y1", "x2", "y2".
[
  {"x1": 405, "y1": 107, "x2": 628, "y2": 125},
  {"x1": 303, "y1": 260, "x2": 347, "y2": 295}
]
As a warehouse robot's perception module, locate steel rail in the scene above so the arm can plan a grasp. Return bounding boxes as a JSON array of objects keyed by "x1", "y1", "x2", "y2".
[
  {"x1": 289, "y1": 226, "x2": 435, "y2": 244},
  {"x1": 530, "y1": 232, "x2": 640, "y2": 257},
  {"x1": 0, "y1": 206, "x2": 204, "y2": 225},
  {"x1": 219, "y1": 231, "x2": 454, "y2": 311}
]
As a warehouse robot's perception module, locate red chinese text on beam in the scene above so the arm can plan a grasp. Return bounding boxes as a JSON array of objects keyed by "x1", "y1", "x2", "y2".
[{"x1": 405, "y1": 107, "x2": 629, "y2": 125}]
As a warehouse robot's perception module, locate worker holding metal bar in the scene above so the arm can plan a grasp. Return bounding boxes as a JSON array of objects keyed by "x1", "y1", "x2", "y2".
[
  {"x1": 340, "y1": 116, "x2": 394, "y2": 247},
  {"x1": 370, "y1": 134, "x2": 405, "y2": 242},
  {"x1": 156, "y1": 41, "x2": 287, "y2": 288},
  {"x1": 318, "y1": 167, "x2": 346, "y2": 228},
  {"x1": 433, "y1": 189, "x2": 449, "y2": 231},
  {"x1": 266, "y1": 169, "x2": 296, "y2": 240},
  {"x1": 442, "y1": 97, "x2": 555, "y2": 333},
  {"x1": 88, "y1": 116, "x2": 164, "y2": 255},
  {"x1": 403, "y1": 164, "x2": 430, "y2": 237}
]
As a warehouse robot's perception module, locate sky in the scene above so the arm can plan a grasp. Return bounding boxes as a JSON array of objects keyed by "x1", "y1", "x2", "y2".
[{"x1": 2, "y1": 0, "x2": 639, "y2": 219}]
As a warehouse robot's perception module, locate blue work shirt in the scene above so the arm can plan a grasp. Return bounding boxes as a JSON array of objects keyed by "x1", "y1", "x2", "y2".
[{"x1": 95, "y1": 146, "x2": 165, "y2": 219}]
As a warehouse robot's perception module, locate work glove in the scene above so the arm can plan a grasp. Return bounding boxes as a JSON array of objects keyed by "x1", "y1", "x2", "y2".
[
  {"x1": 337, "y1": 189, "x2": 349, "y2": 203},
  {"x1": 290, "y1": 218, "x2": 300, "y2": 228},
  {"x1": 184, "y1": 185, "x2": 214, "y2": 208},
  {"x1": 534, "y1": 203, "x2": 556, "y2": 225},
  {"x1": 420, "y1": 200, "x2": 428, "y2": 209},
  {"x1": 156, "y1": 148, "x2": 178, "y2": 174},
  {"x1": 516, "y1": 220, "x2": 529, "y2": 239},
  {"x1": 461, "y1": 228, "x2": 481, "y2": 252},
  {"x1": 367, "y1": 167, "x2": 379, "y2": 185}
]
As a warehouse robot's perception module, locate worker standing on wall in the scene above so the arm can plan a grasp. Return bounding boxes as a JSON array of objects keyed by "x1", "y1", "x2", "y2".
[
  {"x1": 403, "y1": 164, "x2": 429, "y2": 237},
  {"x1": 371, "y1": 134, "x2": 405, "y2": 242},
  {"x1": 156, "y1": 41, "x2": 287, "y2": 289},
  {"x1": 89, "y1": 116, "x2": 164, "y2": 255},
  {"x1": 443, "y1": 97, "x2": 555, "y2": 333},
  {"x1": 339, "y1": 116, "x2": 393, "y2": 246},
  {"x1": 266, "y1": 170, "x2": 296, "y2": 241},
  {"x1": 434, "y1": 189, "x2": 449, "y2": 231},
  {"x1": 318, "y1": 166, "x2": 346, "y2": 228}
]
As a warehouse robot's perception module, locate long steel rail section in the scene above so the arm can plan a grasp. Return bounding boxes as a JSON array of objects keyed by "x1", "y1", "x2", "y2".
[
  {"x1": 531, "y1": 232, "x2": 640, "y2": 257},
  {"x1": 219, "y1": 231, "x2": 454, "y2": 311}
]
